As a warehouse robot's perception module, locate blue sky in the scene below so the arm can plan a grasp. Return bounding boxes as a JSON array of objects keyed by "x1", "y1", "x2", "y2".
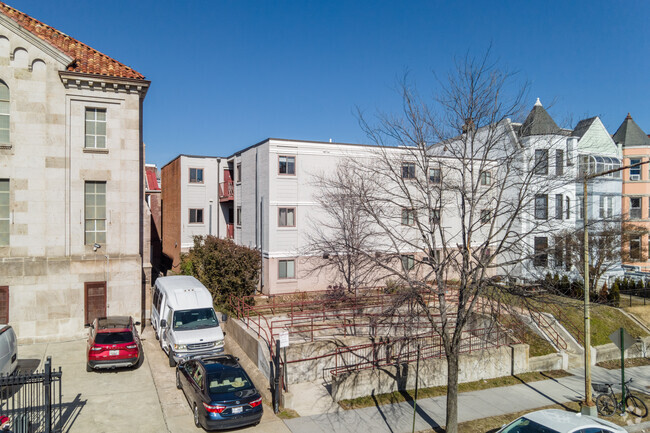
[{"x1": 15, "y1": 1, "x2": 650, "y2": 168}]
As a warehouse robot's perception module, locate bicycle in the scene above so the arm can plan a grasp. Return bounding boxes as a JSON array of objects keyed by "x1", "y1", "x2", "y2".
[{"x1": 592, "y1": 378, "x2": 648, "y2": 418}]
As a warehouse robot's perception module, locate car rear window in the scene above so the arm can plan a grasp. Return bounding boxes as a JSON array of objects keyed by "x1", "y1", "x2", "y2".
[
  {"x1": 207, "y1": 367, "x2": 254, "y2": 394},
  {"x1": 95, "y1": 331, "x2": 134, "y2": 345}
]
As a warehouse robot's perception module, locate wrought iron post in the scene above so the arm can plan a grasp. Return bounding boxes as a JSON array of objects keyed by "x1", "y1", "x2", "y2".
[{"x1": 44, "y1": 356, "x2": 52, "y2": 433}]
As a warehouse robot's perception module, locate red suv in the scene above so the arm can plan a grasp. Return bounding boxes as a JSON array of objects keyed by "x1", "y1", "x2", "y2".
[{"x1": 87, "y1": 316, "x2": 142, "y2": 372}]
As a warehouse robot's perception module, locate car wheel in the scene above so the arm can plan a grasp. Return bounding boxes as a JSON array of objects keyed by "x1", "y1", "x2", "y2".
[
  {"x1": 168, "y1": 349, "x2": 176, "y2": 367},
  {"x1": 193, "y1": 404, "x2": 201, "y2": 428},
  {"x1": 86, "y1": 364, "x2": 92, "y2": 373},
  {"x1": 176, "y1": 369, "x2": 182, "y2": 389},
  {"x1": 154, "y1": 329, "x2": 159, "y2": 340}
]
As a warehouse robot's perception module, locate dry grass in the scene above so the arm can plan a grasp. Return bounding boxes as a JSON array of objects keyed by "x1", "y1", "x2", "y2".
[
  {"x1": 596, "y1": 357, "x2": 650, "y2": 369},
  {"x1": 276, "y1": 408, "x2": 300, "y2": 419},
  {"x1": 625, "y1": 305, "x2": 650, "y2": 329},
  {"x1": 339, "y1": 370, "x2": 570, "y2": 410}
]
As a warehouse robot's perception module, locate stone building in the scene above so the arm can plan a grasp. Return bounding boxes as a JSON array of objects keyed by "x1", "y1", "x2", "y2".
[{"x1": 0, "y1": 3, "x2": 150, "y2": 342}]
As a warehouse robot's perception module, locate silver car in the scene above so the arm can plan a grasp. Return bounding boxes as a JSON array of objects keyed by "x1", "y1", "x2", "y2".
[{"x1": 498, "y1": 409, "x2": 626, "y2": 433}]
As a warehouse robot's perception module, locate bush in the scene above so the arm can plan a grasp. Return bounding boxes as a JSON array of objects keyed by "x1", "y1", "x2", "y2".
[
  {"x1": 608, "y1": 281, "x2": 620, "y2": 307},
  {"x1": 180, "y1": 235, "x2": 261, "y2": 311},
  {"x1": 559, "y1": 275, "x2": 570, "y2": 296},
  {"x1": 570, "y1": 280, "x2": 584, "y2": 298},
  {"x1": 598, "y1": 282, "x2": 608, "y2": 304}
]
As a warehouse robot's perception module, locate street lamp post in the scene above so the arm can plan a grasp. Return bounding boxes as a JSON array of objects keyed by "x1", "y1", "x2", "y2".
[{"x1": 579, "y1": 157, "x2": 650, "y2": 416}]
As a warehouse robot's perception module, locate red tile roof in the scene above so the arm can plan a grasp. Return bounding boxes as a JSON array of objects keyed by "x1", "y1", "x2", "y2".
[{"x1": 0, "y1": 2, "x2": 145, "y2": 80}]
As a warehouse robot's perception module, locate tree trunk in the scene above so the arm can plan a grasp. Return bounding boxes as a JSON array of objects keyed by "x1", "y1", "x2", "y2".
[{"x1": 445, "y1": 350, "x2": 460, "y2": 433}]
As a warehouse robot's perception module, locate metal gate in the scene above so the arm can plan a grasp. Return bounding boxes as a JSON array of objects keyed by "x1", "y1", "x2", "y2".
[{"x1": 0, "y1": 356, "x2": 62, "y2": 433}]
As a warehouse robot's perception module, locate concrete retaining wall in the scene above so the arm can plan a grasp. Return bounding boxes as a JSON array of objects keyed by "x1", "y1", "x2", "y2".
[
  {"x1": 224, "y1": 318, "x2": 272, "y2": 380},
  {"x1": 528, "y1": 352, "x2": 568, "y2": 371},
  {"x1": 594, "y1": 336, "x2": 650, "y2": 364},
  {"x1": 331, "y1": 344, "x2": 529, "y2": 401}
]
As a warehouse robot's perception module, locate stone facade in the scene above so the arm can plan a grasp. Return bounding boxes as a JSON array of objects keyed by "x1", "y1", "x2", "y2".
[{"x1": 0, "y1": 9, "x2": 150, "y2": 342}]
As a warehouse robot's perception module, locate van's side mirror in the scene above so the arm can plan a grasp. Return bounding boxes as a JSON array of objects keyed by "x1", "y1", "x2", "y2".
[
  {"x1": 160, "y1": 319, "x2": 167, "y2": 328},
  {"x1": 221, "y1": 313, "x2": 228, "y2": 322}
]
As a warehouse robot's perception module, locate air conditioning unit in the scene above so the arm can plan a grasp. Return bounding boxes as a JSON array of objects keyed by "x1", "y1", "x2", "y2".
[{"x1": 631, "y1": 174, "x2": 641, "y2": 181}]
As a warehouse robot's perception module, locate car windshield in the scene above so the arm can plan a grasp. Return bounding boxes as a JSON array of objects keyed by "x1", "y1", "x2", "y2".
[
  {"x1": 208, "y1": 367, "x2": 255, "y2": 395},
  {"x1": 500, "y1": 418, "x2": 560, "y2": 433},
  {"x1": 95, "y1": 331, "x2": 133, "y2": 345},
  {"x1": 172, "y1": 308, "x2": 219, "y2": 331}
]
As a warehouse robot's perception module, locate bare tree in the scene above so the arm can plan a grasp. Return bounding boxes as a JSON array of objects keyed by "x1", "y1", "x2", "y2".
[
  {"x1": 304, "y1": 162, "x2": 380, "y2": 295},
  {"x1": 310, "y1": 54, "x2": 573, "y2": 432}
]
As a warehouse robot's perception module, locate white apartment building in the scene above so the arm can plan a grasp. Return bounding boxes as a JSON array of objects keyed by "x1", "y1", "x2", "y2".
[{"x1": 0, "y1": 4, "x2": 150, "y2": 341}]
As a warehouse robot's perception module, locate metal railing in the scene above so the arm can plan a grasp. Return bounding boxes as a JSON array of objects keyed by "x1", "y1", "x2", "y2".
[
  {"x1": 0, "y1": 356, "x2": 62, "y2": 433},
  {"x1": 218, "y1": 180, "x2": 234, "y2": 201},
  {"x1": 328, "y1": 326, "x2": 513, "y2": 377}
]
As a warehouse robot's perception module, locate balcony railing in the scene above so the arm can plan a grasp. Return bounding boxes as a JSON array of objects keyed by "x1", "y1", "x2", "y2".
[
  {"x1": 219, "y1": 180, "x2": 234, "y2": 202},
  {"x1": 226, "y1": 223, "x2": 234, "y2": 239}
]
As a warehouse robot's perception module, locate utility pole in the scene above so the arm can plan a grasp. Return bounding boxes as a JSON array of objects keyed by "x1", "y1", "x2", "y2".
[{"x1": 580, "y1": 157, "x2": 650, "y2": 416}]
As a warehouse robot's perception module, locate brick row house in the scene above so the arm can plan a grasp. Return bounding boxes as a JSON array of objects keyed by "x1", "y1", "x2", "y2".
[
  {"x1": 613, "y1": 114, "x2": 650, "y2": 270},
  {"x1": 0, "y1": 3, "x2": 150, "y2": 342}
]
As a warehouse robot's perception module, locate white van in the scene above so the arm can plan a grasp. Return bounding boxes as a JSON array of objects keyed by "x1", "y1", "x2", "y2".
[
  {"x1": 0, "y1": 325, "x2": 17, "y2": 375},
  {"x1": 151, "y1": 276, "x2": 225, "y2": 367}
]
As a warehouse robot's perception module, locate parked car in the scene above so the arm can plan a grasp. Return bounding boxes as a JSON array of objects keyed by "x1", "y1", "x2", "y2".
[
  {"x1": 0, "y1": 325, "x2": 17, "y2": 375},
  {"x1": 86, "y1": 316, "x2": 142, "y2": 372},
  {"x1": 151, "y1": 276, "x2": 225, "y2": 367},
  {"x1": 498, "y1": 409, "x2": 626, "y2": 433},
  {"x1": 176, "y1": 355, "x2": 263, "y2": 430}
]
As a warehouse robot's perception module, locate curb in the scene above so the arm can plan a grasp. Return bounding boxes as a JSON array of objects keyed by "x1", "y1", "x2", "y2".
[{"x1": 625, "y1": 420, "x2": 650, "y2": 432}]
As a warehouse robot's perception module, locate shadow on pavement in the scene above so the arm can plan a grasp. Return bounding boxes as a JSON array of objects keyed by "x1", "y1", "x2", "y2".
[
  {"x1": 59, "y1": 393, "x2": 87, "y2": 433},
  {"x1": 512, "y1": 375, "x2": 574, "y2": 410}
]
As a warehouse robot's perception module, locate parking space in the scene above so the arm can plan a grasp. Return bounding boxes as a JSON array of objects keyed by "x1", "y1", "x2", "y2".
[
  {"x1": 18, "y1": 337, "x2": 166, "y2": 433},
  {"x1": 142, "y1": 326, "x2": 290, "y2": 433},
  {"x1": 15, "y1": 326, "x2": 290, "y2": 433}
]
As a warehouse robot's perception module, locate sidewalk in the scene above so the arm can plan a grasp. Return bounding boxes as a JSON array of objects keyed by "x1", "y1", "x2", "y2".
[{"x1": 283, "y1": 365, "x2": 650, "y2": 433}]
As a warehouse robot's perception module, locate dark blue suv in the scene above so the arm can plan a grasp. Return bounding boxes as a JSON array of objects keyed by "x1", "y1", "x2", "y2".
[{"x1": 176, "y1": 355, "x2": 263, "y2": 430}]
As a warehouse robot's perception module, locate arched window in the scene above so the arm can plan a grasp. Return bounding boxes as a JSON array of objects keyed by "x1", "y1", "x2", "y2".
[{"x1": 0, "y1": 82, "x2": 9, "y2": 145}]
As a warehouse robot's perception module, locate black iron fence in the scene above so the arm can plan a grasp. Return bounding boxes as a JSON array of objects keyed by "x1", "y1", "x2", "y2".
[
  {"x1": 0, "y1": 356, "x2": 62, "y2": 433},
  {"x1": 620, "y1": 288, "x2": 650, "y2": 307}
]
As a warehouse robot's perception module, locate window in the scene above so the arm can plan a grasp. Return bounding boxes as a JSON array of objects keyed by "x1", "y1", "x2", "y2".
[
  {"x1": 0, "y1": 82, "x2": 9, "y2": 146},
  {"x1": 278, "y1": 260, "x2": 295, "y2": 279},
  {"x1": 480, "y1": 171, "x2": 491, "y2": 186},
  {"x1": 534, "y1": 149, "x2": 548, "y2": 175},
  {"x1": 429, "y1": 168, "x2": 441, "y2": 184},
  {"x1": 554, "y1": 237, "x2": 563, "y2": 268},
  {"x1": 534, "y1": 237, "x2": 548, "y2": 267},
  {"x1": 0, "y1": 286, "x2": 8, "y2": 323},
  {"x1": 278, "y1": 207, "x2": 295, "y2": 227},
  {"x1": 430, "y1": 209, "x2": 440, "y2": 224},
  {"x1": 565, "y1": 197, "x2": 570, "y2": 219},
  {"x1": 85, "y1": 181, "x2": 106, "y2": 245},
  {"x1": 480, "y1": 209, "x2": 491, "y2": 224},
  {"x1": 236, "y1": 206, "x2": 241, "y2": 226},
  {"x1": 555, "y1": 194, "x2": 563, "y2": 220},
  {"x1": 600, "y1": 196, "x2": 614, "y2": 219},
  {"x1": 534, "y1": 194, "x2": 548, "y2": 220},
  {"x1": 400, "y1": 254, "x2": 415, "y2": 271},
  {"x1": 236, "y1": 163, "x2": 241, "y2": 183},
  {"x1": 0, "y1": 179, "x2": 7, "y2": 246},
  {"x1": 555, "y1": 149, "x2": 564, "y2": 176},
  {"x1": 189, "y1": 168, "x2": 203, "y2": 183},
  {"x1": 85, "y1": 108, "x2": 106, "y2": 149},
  {"x1": 402, "y1": 162, "x2": 416, "y2": 179},
  {"x1": 630, "y1": 236, "x2": 641, "y2": 261},
  {"x1": 279, "y1": 156, "x2": 295, "y2": 175},
  {"x1": 401, "y1": 208, "x2": 416, "y2": 226},
  {"x1": 630, "y1": 197, "x2": 642, "y2": 220},
  {"x1": 630, "y1": 158, "x2": 642, "y2": 180},
  {"x1": 189, "y1": 208, "x2": 204, "y2": 224}
]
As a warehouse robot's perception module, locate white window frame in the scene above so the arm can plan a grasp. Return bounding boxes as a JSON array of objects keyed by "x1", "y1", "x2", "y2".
[
  {"x1": 278, "y1": 207, "x2": 295, "y2": 227},
  {"x1": 85, "y1": 108, "x2": 107, "y2": 149},
  {"x1": 85, "y1": 181, "x2": 106, "y2": 245},
  {"x1": 278, "y1": 259, "x2": 295, "y2": 279}
]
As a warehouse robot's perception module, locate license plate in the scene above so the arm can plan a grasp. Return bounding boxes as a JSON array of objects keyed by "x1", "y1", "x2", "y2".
[
  {"x1": 109, "y1": 350, "x2": 119, "y2": 356},
  {"x1": 232, "y1": 407, "x2": 242, "y2": 414}
]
